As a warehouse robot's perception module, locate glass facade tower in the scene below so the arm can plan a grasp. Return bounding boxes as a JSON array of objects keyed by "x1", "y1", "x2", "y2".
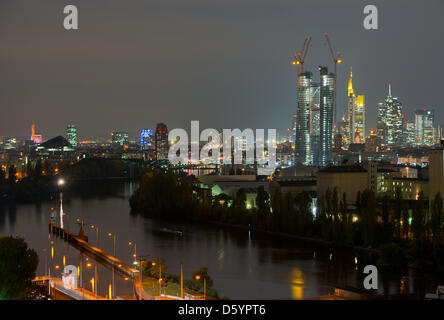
[
  {"x1": 319, "y1": 66, "x2": 334, "y2": 166},
  {"x1": 66, "y1": 125, "x2": 77, "y2": 148},
  {"x1": 294, "y1": 72, "x2": 313, "y2": 165}
]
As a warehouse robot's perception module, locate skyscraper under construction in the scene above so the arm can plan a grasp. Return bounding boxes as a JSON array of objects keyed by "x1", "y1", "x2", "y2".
[
  {"x1": 318, "y1": 66, "x2": 335, "y2": 166},
  {"x1": 294, "y1": 71, "x2": 313, "y2": 165},
  {"x1": 294, "y1": 67, "x2": 334, "y2": 166}
]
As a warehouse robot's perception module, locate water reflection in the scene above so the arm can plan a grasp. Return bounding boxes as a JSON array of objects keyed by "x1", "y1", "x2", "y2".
[
  {"x1": 0, "y1": 180, "x2": 442, "y2": 299},
  {"x1": 291, "y1": 268, "x2": 306, "y2": 300}
]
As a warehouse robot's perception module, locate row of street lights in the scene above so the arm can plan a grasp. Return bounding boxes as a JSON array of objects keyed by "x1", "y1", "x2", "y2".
[{"x1": 55, "y1": 178, "x2": 205, "y2": 300}]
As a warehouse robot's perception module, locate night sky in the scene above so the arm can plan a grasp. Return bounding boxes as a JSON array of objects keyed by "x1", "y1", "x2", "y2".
[{"x1": 0, "y1": 0, "x2": 443, "y2": 140}]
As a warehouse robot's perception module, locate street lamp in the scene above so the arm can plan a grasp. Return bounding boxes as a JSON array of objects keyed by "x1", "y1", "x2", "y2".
[
  {"x1": 195, "y1": 275, "x2": 206, "y2": 300},
  {"x1": 57, "y1": 178, "x2": 65, "y2": 229},
  {"x1": 108, "y1": 232, "x2": 117, "y2": 298}
]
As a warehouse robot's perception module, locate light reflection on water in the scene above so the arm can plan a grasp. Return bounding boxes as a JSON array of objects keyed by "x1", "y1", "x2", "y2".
[{"x1": 0, "y1": 180, "x2": 441, "y2": 299}]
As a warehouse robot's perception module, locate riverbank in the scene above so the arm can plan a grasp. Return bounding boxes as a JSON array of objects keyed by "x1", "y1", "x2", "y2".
[
  {"x1": 131, "y1": 210, "x2": 379, "y2": 255},
  {"x1": 196, "y1": 217, "x2": 379, "y2": 254}
]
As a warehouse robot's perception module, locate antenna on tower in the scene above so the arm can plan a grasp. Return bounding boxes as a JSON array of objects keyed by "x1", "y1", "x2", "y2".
[{"x1": 389, "y1": 83, "x2": 392, "y2": 96}]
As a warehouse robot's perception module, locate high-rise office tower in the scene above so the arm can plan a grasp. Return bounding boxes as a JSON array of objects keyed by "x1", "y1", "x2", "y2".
[
  {"x1": 319, "y1": 66, "x2": 334, "y2": 166},
  {"x1": 140, "y1": 129, "x2": 153, "y2": 150},
  {"x1": 383, "y1": 84, "x2": 403, "y2": 146},
  {"x1": 376, "y1": 102, "x2": 386, "y2": 145},
  {"x1": 66, "y1": 125, "x2": 77, "y2": 148},
  {"x1": 404, "y1": 120, "x2": 416, "y2": 147},
  {"x1": 310, "y1": 82, "x2": 321, "y2": 165},
  {"x1": 155, "y1": 123, "x2": 169, "y2": 160},
  {"x1": 346, "y1": 68, "x2": 365, "y2": 144},
  {"x1": 415, "y1": 109, "x2": 435, "y2": 146},
  {"x1": 294, "y1": 71, "x2": 313, "y2": 165},
  {"x1": 292, "y1": 111, "x2": 297, "y2": 148}
]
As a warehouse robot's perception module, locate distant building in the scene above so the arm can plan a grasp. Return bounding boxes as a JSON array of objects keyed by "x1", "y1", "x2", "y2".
[
  {"x1": 365, "y1": 130, "x2": 382, "y2": 153},
  {"x1": 346, "y1": 68, "x2": 365, "y2": 144},
  {"x1": 310, "y1": 82, "x2": 321, "y2": 165},
  {"x1": 404, "y1": 120, "x2": 416, "y2": 147},
  {"x1": 30, "y1": 124, "x2": 43, "y2": 144},
  {"x1": 415, "y1": 109, "x2": 435, "y2": 146},
  {"x1": 34, "y1": 135, "x2": 43, "y2": 144},
  {"x1": 140, "y1": 129, "x2": 153, "y2": 150},
  {"x1": 376, "y1": 102, "x2": 386, "y2": 146},
  {"x1": 66, "y1": 125, "x2": 77, "y2": 148},
  {"x1": 316, "y1": 164, "x2": 368, "y2": 205},
  {"x1": 382, "y1": 84, "x2": 403, "y2": 147},
  {"x1": 111, "y1": 131, "x2": 129, "y2": 146},
  {"x1": 155, "y1": 123, "x2": 168, "y2": 160},
  {"x1": 35, "y1": 136, "x2": 74, "y2": 159},
  {"x1": 319, "y1": 66, "x2": 334, "y2": 167},
  {"x1": 429, "y1": 142, "x2": 444, "y2": 199},
  {"x1": 295, "y1": 71, "x2": 313, "y2": 165}
]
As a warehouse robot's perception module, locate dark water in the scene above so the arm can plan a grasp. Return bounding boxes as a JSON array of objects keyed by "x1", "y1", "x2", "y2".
[{"x1": 0, "y1": 181, "x2": 441, "y2": 299}]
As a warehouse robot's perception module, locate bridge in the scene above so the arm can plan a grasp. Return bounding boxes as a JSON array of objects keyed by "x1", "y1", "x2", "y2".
[{"x1": 48, "y1": 223, "x2": 153, "y2": 300}]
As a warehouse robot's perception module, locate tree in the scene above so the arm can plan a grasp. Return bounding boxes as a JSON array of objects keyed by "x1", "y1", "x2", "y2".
[
  {"x1": 34, "y1": 158, "x2": 43, "y2": 179},
  {"x1": 142, "y1": 257, "x2": 167, "y2": 280},
  {"x1": 0, "y1": 236, "x2": 39, "y2": 299},
  {"x1": 7, "y1": 165, "x2": 16, "y2": 185},
  {"x1": 393, "y1": 187, "x2": 403, "y2": 238},
  {"x1": 431, "y1": 193, "x2": 443, "y2": 246},
  {"x1": 412, "y1": 192, "x2": 426, "y2": 249},
  {"x1": 358, "y1": 189, "x2": 377, "y2": 246},
  {"x1": 256, "y1": 186, "x2": 270, "y2": 215},
  {"x1": 191, "y1": 267, "x2": 214, "y2": 289}
]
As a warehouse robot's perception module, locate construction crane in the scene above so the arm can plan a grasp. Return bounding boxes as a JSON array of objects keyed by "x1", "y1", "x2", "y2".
[
  {"x1": 324, "y1": 32, "x2": 342, "y2": 133},
  {"x1": 292, "y1": 36, "x2": 311, "y2": 100},
  {"x1": 292, "y1": 37, "x2": 311, "y2": 74}
]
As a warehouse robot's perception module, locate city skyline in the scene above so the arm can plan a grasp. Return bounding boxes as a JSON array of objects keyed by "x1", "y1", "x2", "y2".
[{"x1": 1, "y1": 0, "x2": 443, "y2": 139}]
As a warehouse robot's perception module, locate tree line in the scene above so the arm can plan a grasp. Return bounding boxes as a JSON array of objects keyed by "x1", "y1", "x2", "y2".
[{"x1": 130, "y1": 170, "x2": 444, "y2": 272}]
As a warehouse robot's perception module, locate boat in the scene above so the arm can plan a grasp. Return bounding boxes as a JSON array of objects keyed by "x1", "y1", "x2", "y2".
[{"x1": 161, "y1": 228, "x2": 183, "y2": 236}]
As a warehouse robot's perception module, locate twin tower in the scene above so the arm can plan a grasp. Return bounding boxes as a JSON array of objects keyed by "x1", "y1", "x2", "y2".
[
  {"x1": 293, "y1": 66, "x2": 365, "y2": 167},
  {"x1": 294, "y1": 66, "x2": 335, "y2": 167}
]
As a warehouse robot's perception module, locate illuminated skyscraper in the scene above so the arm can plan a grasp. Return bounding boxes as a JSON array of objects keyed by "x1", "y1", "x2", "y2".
[
  {"x1": 383, "y1": 84, "x2": 403, "y2": 146},
  {"x1": 318, "y1": 66, "x2": 334, "y2": 166},
  {"x1": 66, "y1": 125, "x2": 77, "y2": 148},
  {"x1": 140, "y1": 129, "x2": 153, "y2": 150},
  {"x1": 404, "y1": 120, "x2": 416, "y2": 147},
  {"x1": 310, "y1": 82, "x2": 321, "y2": 165},
  {"x1": 112, "y1": 131, "x2": 129, "y2": 146},
  {"x1": 294, "y1": 71, "x2": 313, "y2": 165},
  {"x1": 346, "y1": 68, "x2": 365, "y2": 144},
  {"x1": 415, "y1": 109, "x2": 435, "y2": 146},
  {"x1": 377, "y1": 102, "x2": 386, "y2": 145},
  {"x1": 155, "y1": 123, "x2": 169, "y2": 160}
]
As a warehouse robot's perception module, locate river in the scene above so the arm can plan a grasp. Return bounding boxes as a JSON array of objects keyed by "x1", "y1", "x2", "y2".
[{"x1": 0, "y1": 180, "x2": 441, "y2": 299}]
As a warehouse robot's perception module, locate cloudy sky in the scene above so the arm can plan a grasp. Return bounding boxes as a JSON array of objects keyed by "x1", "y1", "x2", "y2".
[{"x1": 0, "y1": 0, "x2": 443, "y2": 140}]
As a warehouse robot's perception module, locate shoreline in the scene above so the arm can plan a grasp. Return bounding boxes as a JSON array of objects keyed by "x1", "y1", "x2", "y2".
[{"x1": 132, "y1": 209, "x2": 379, "y2": 255}]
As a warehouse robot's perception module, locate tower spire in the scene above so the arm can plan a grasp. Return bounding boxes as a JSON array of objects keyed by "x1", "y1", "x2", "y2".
[
  {"x1": 348, "y1": 66, "x2": 354, "y2": 96},
  {"x1": 388, "y1": 83, "x2": 392, "y2": 96}
]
